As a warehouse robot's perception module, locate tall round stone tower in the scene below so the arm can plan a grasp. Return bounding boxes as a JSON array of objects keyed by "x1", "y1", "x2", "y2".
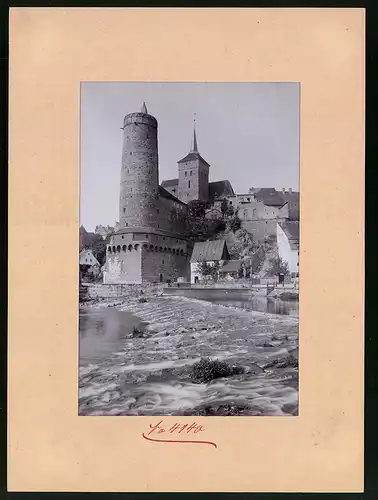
[{"x1": 119, "y1": 102, "x2": 159, "y2": 229}]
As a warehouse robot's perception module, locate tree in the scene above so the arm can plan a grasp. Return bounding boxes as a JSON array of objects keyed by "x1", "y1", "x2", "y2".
[
  {"x1": 266, "y1": 256, "x2": 290, "y2": 277},
  {"x1": 83, "y1": 233, "x2": 108, "y2": 266},
  {"x1": 228, "y1": 215, "x2": 242, "y2": 232},
  {"x1": 195, "y1": 261, "x2": 221, "y2": 281},
  {"x1": 220, "y1": 198, "x2": 234, "y2": 217},
  {"x1": 187, "y1": 199, "x2": 207, "y2": 218}
]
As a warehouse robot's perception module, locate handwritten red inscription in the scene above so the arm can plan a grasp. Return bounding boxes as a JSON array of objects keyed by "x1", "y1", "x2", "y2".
[{"x1": 142, "y1": 420, "x2": 217, "y2": 448}]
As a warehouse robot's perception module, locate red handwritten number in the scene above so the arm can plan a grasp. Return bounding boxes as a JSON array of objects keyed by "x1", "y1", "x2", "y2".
[{"x1": 143, "y1": 421, "x2": 217, "y2": 448}]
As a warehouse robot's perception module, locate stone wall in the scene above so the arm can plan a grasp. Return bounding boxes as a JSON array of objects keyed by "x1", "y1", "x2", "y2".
[
  {"x1": 242, "y1": 219, "x2": 287, "y2": 243},
  {"x1": 103, "y1": 242, "x2": 142, "y2": 284},
  {"x1": 141, "y1": 247, "x2": 190, "y2": 282},
  {"x1": 178, "y1": 158, "x2": 209, "y2": 202},
  {"x1": 119, "y1": 112, "x2": 159, "y2": 230}
]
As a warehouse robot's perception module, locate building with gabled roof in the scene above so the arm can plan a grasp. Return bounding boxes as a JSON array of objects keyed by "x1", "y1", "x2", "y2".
[
  {"x1": 276, "y1": 221, "x2": 300, "y2": 276},
  {"x1": 190, "y1": 239, "x2": 230, "y2": 283}
]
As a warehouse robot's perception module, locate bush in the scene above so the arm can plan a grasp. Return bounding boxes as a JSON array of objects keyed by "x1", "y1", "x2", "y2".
[
  {"x1": 190, "y1": 357, "x2": 244, "y2": 383},
  {"x1": 138, "y1": 297, "x2": 148, "y2": 303}
]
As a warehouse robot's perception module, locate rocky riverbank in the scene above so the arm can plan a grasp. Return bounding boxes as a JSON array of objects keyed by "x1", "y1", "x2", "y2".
[{"x1": 79, "y1": 284, "x2": 299, "y2": 416}]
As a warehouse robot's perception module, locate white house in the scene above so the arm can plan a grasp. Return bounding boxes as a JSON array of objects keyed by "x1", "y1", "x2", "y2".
[
  {"x1": 276, "y1": 222, "x2": 299, "y2": 277},
  {"x1": 79, "y1": 249, "x2": 100, "y2": 277},
  {"x1": 190, "y1": 239, "x2": 230, "y2": 283}
]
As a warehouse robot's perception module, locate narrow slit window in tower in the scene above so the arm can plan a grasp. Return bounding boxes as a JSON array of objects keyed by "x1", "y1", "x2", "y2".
[{"x1": 188, "y1": 181, "x2": 191, "y2": 188}]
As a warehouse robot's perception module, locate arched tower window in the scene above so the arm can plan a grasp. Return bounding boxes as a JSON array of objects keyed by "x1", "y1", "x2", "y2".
[{"x1": 188, "y1": 181, "x2": 191, "y2": 188}]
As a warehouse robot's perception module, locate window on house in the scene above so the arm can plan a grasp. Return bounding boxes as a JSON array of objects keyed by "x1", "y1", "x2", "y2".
[
  {"x1": 162, "y1": 260, "x2": 164, "y2": 264},
  {"x1": 125, "y1": 223, "x2": 128, "y2": 227},
  {"x1": 185, "y1": 171, "x2": 187, "y2": 177},
  {"x1": 123, "y1": 208, "x2": 126, "y2": 213},
  {"x1": 145, "y1": 234, "x2": 148, "y2": 238},
  {"x1": 157, "y1": 209, "x2": 159, "y2": 214},
  {"x1": 190, "y1": 171, "x2": 192, "y2": 176}
]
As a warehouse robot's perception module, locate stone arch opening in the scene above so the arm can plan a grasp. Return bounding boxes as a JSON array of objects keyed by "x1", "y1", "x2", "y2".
[
  {"x1": 128, "y1": 244, "x2": 132, "y2": 251},
  {"x1": 155, "y1": 246, "x2": 158, "y2": 252},
  {"x1": 180, "y1": 249, "x2": 184, "y2": 256},
  {"x1": 159, "y1": 246, "x2": 163, "y2": 252},
  {"x1": 134, "y1": 244, "x2": 140, "y2": 251},
  {"x1": 168, "y1": 248, "x2": 171, "y2": 253},
  {"x1": 149, "y1": 245, "x2": 154, "y2": 251},
  {"x1": 116, "y1": 245, "x2": 121, "y2": 252},
  {"x1": 112, "y1": 246, "x2": 116, "y2": 252},
  {"x1": 164, "y1": 247, "x2": 167, "y2": 252},
  {"x1": 122, "y1": 245, "x2": 126, "y2": 252},
  {"x1": 142, "y1": 244, "x2": 148, "y2": 250},
  {"x1": 107, "y1": 246, "x2": 112, "y2": 253}
]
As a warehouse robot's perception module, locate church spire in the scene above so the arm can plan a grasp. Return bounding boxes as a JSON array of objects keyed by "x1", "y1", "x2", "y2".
[
  {"x1": 190, "y1": 113, "x2": 198, "y2": 153},
  {"x1": 141, "y1": 101, "x2": 148, "y2": 114}
]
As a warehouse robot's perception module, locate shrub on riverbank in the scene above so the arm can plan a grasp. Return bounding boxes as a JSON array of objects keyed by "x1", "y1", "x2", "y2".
[{"x1": 190, "y1": 357, "x2": 244, "y2": 383}]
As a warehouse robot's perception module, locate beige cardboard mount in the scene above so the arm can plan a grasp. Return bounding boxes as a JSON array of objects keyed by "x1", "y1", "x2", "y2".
[{"x1": 8, "y1": 8, "x2": 365, "y2": 492}]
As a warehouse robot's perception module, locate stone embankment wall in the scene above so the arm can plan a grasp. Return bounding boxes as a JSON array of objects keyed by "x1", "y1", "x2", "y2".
[{"x1": 85, "y1": 283, "x2": 165, "y2": 300}]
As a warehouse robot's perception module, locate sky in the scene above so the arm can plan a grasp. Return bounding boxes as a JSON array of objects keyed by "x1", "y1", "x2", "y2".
[{"x1": 81, "y1": 82, "x2": 299, "y2": 231}]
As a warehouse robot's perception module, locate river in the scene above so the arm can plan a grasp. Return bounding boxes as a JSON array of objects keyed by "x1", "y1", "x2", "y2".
[{"x1": 79, "y1": 294, "x2": 299, "y2": 417}]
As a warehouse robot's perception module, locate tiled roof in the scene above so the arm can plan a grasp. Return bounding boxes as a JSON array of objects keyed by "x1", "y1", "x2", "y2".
[
  {"x1": 159, "y1": 185, "x2": 186, "y2": 205},
  {"x1": 279, "y1": 221, "x2": 299, "y2": 250},
  {"x1": 254, "y1": 188, "x2": 299, "y2": 207},
  {"x1": 178, "y1": 151, "x2": 210, "y2": 166},
  {"x1": 208, "y1": 180, "x2": 235, "y2": 201},
  {"x1": 219, "y1": 260, "x2": 243, "y2": 273},
  {"x1": 190, "y1": 239, "x2": 229, "y2": 262},
  {"x1": 161, "y1": 178, "x2": 179, "y2": 188}
]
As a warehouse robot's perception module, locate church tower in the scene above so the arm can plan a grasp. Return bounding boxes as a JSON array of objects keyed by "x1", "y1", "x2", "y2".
[{"x1": 177, "y1": 119, "x2": 210, "y2": 203}]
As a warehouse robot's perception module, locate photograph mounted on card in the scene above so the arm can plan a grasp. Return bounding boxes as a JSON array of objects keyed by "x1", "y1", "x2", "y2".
[
  {"x1": 79, "y1": 82, "x2": 300, "y2": 419},
  {"x1": 8, "y1": 8, "x2": 364, "y2": 493}
]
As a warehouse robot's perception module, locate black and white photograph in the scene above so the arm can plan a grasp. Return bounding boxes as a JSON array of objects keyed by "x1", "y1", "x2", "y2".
[{"x1": 79, "y1": 82, "x2": 300, "y2": 417}]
